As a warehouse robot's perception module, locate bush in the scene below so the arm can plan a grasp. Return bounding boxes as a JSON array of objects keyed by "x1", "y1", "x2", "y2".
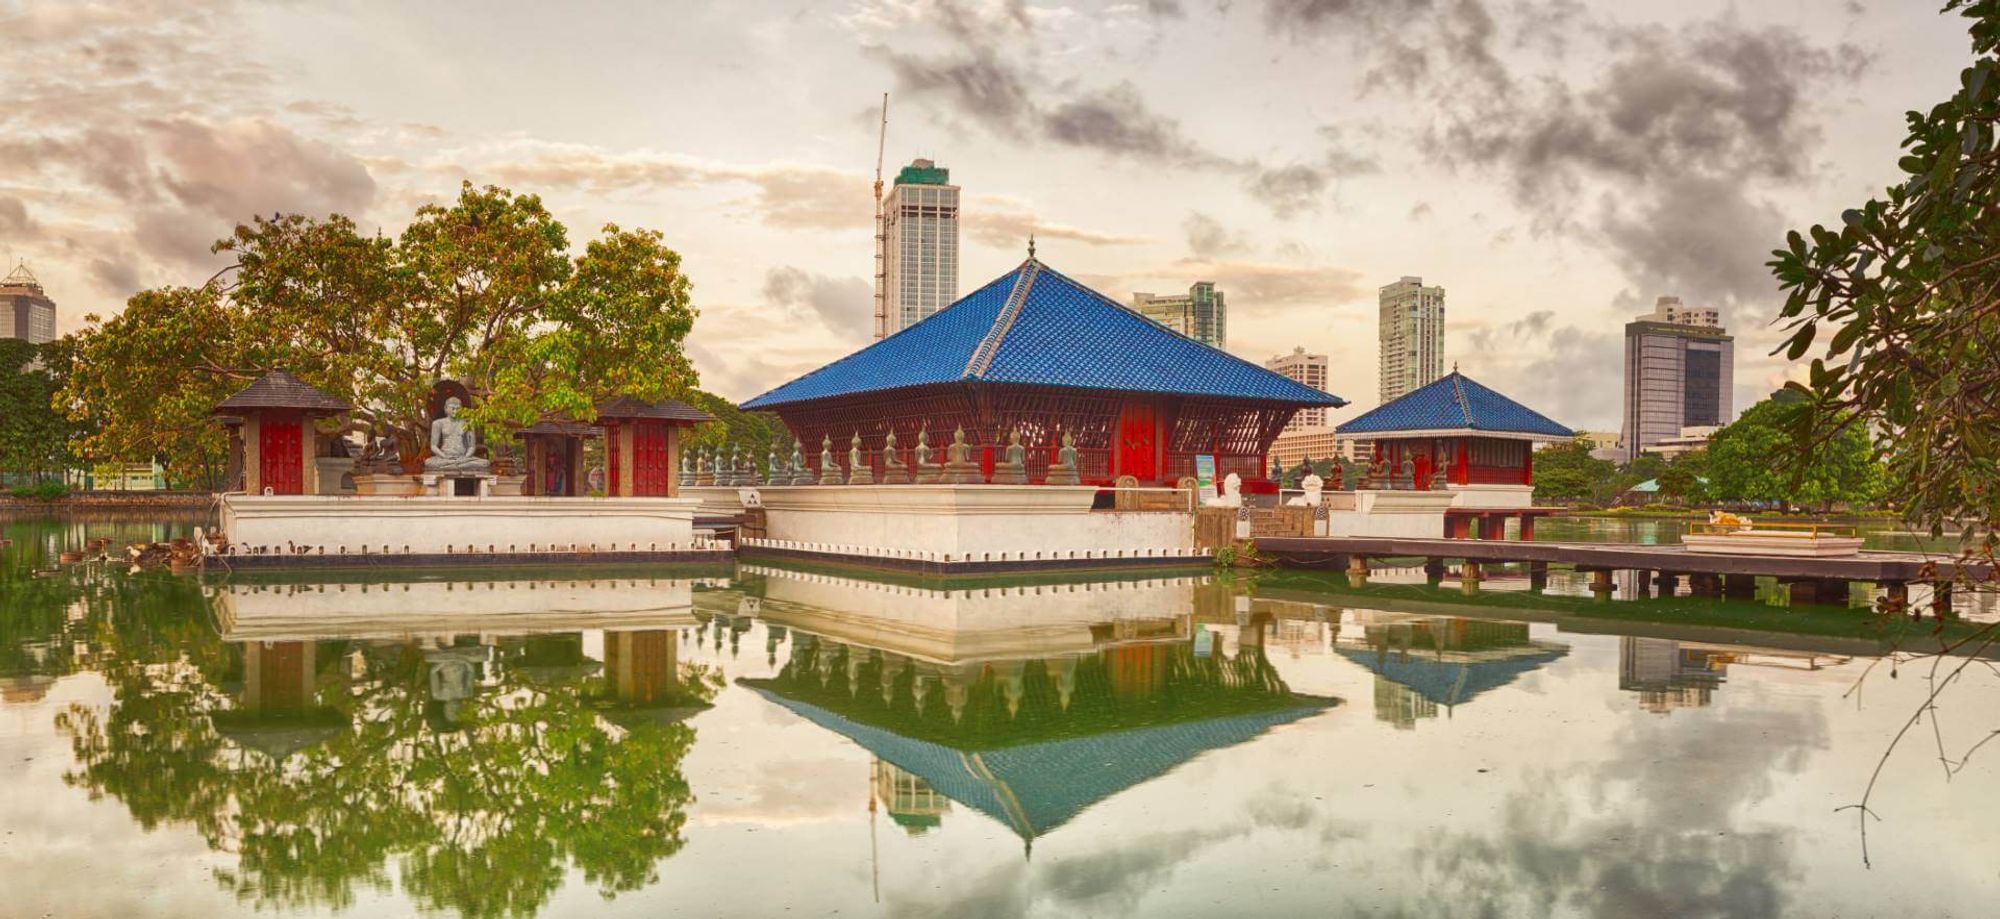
[
  {"x1": 1570, "y1": 502, "x2": 1602, "y2": 512},
  {"x1": 8, "y1": 481, "x2": 69, "y2": 500}
]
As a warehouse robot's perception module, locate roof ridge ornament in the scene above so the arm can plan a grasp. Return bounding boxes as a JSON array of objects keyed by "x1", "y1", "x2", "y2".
[
  {"x1": 962, "y1": 261, "x2": 1041, "y2": 379},
  {"x1": 1027, "y1": 233, "x2": 1036, "y2": 261}
]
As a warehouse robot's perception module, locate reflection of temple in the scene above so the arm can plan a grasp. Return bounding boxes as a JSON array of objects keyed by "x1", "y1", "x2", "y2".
[
  {"x1": 735, "y1": 565, "x2": 1338, "y2": 846},
  {"x1": 1618, "y1": 637, "x2": 1852, "y2": 714},
  {"x1": 207, "y1": 572, "x2": 706, "y2": 756},
  {"x1": 1333, "y1": 612, "x2": 1569, "y2": 729}
]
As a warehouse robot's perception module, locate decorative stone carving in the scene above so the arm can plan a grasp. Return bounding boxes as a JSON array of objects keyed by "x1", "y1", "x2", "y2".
[
  {"x1": 1044, "y1": 431, "x2": 1081, "y2": 486},
  {"x1": 424, "y1": 397, "x2": 491, "y2": 475},
  {"x1": 942, "y1": 426, "x2": 983, "y2": 485},
  {"x1": 846, "y1": 431, "x2": 875, "y2": 485},
  {"x1": 880, "y1": 429, "x2": 910, "y2": 485},
  {"x1": 1205, "y1": 472, "x2": 1243, "y2": 508},
  {"x1": 818, "y1": 435, "x2": 844, "y2": 486},
  {"x1": 680, "y1": 450, "x2": 695, "y2": 488},
  {"x1": 913, "y1": 426, "x2": 940, "y2": 485},
  {"x1": 767, "y1": 446, "x2": 784, "y2": 484},
  {"x1": 1288, "y1": 472, "x2": 1324, "y2": 507},
  {"x1": 1399, "y1": 454, "x2": 1415, "y2": 489},
  {"x1": 740, "y1": 443, "x2": 762, "y2": 486},
  {"x1": 991, "y1": 429, "x2": 1028, "y2": 485}
]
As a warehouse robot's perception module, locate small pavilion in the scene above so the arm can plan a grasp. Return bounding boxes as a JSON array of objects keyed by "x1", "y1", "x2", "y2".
[
  {"x1": 594, "y1": 397, "x2": 712, "y2": 498},
  {"x1": 212, "y1": 370, "x2": 351, "y2": 495},
  {"x1": 1335, "y1": 370, "x2": 1574, "y2": 538},
  {"x1": 742, "y1": 257, "x2": 1342, "y2": 489}
]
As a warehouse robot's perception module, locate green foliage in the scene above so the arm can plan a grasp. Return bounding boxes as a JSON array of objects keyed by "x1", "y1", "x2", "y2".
[
  {"x1": 1657, "y1": 450, "x2": 1709, "y2": 504},
  {"x1": 1533, "y1": 437, "x2": 1615, "y2": 502},
  {"x1": 1706, "y1": 400, "x2": 1882, "y2": 509},
  {"x1": 1622, "y1": 452, "x2": 1669, "y2": 482},
  {"x1": 0, "y1": 339, "x2": 82, "y2": 481},
  {"x1": 1767, "y1": 1, "x2": 2000, "y2": 537},
  {"x1": 680, "y1": 390, "x2": 787, "y2": 456},
  {"x1": 60, "y1": 183, "x2": 700, "y2": 476}
]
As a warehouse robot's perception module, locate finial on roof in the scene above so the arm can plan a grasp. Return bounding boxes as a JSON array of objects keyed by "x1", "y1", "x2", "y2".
[
  {"x1": 1452, "y1": 361, "x2": 1459, "y2": 372},
  {"x1": 1027, "y1": 233, "x2": 1036, "y2": 260}
]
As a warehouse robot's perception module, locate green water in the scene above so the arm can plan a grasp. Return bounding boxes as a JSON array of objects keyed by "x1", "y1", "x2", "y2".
[
  {"x1": 3, "y1": 512, "x2": 1997, "y2": 918},
  {"x1": 1530, "y1": 514, "x2": 1962, "y2": 552}
]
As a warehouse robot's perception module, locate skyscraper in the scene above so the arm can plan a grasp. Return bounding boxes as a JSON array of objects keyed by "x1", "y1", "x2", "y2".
[
  {"x1": 877, "y1": 158, "x2": 959, "y2": 338},
  {"x1": 1621, "y1": 296, "x2": 1734, "y2": 462},
  {"x1": 1378, "y1": 276, "x2": 1444, "y2": 403},
  {"x1": 1130, "y1": 282, "x2": 1226, "y2": 348},
  {"x1": 1265, "y1": 346, "x2": 1329, "y2": 431},
  {"x1": 1, "y1": 262, "x2": 56, "y2": 345}
]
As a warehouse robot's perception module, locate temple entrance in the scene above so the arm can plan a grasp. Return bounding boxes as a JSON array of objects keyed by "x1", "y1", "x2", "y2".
[
  {"x1": 258, "y1": 417, "x2": 303, "y2": 495},
  {"x1": 1115, "y1": 401, "x2": 1158, "y2": 482}
]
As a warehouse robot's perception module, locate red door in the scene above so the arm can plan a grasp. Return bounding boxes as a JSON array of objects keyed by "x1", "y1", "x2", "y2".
[
  {"x1": 259, "y1": 416, "x2": 303, "y2": 495},
  {"x1": 633, "y1": 423, "x2": 668, "y2": 496},
  {"x1": 1115, "y1": 401, "x2": 1158, "y2": 482}
]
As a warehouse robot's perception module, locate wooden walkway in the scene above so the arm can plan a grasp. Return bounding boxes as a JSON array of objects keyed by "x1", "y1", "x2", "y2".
[{"x1": 1254, "y1": 536, "x2": 1990, "y2": 584}]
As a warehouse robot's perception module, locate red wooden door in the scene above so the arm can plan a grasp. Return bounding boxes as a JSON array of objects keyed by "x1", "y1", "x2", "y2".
[
  {"x1": 258, "y1": 416, "x2": 304, "y2": 495},
  {"x1": 633, "y1": 423, "x2": 669, "y2": 496},
  {"x1": 606, "y1": 425, "x2": 622, "y2": 495},
  {"x1": 1115, "y1": 401, "x2": 1158, "y2": 482}
]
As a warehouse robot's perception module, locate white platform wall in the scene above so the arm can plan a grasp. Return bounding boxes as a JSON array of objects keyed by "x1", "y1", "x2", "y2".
[
  {"x1": 1325, "y1": 490, "x2": 1456, "y2": 538},
  {"x1": 220, "y1": 495, "x2": 701, "y2": 556},
  {"x1": 754, "y1": 485, "x2": 1194, "y2": 561}
]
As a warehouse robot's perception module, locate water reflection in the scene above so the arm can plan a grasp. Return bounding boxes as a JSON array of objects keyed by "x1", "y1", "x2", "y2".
[
  {"x1": 47, "y1": 569, "x2": 722, "y2": 917},
  {"x1": 728, "y1": 566, "x2": 1338, "y2": 847},
  {"x1": 1333, "y1": 612, "x2": 1569, "y2": 729}
]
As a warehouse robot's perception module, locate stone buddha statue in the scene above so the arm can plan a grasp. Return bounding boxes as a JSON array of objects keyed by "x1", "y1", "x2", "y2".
[
  {"x1": 789, "y1": 438, "x2": 813, "y2": 485},
  {"x1": 881, "y1": 429, "x2": 910, "y2": 485},
  {"x1": 847, "y1": 431, "x2": 875, "y2": 485},
  {"x1": 1046, "y1": 431, "x2": 1081, "y2": 486},
  {"x1": 913, "y1": 426, "x2": 939, "y2": 484},
  {"x1": 992, "y1": 429, "x2": 1028, "y2": 485},
  {"x1": 425, "y1": 397, "x2": 491, "y2": 475},
  {"x1": 818, "y1": 434, "x2": 844, "y2": 485},
  {"x1": 943, "y1": 425, "x2": 983, "y2": 485}
]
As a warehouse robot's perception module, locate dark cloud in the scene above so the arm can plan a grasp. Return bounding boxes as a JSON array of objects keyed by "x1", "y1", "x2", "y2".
[
  {"x1": 1145, "y1": 0, "x2": 1188, "y2": 17},
  {"x1": 0, "y1": 195, "x2": 36, "y2": 235},
  {"x1": 762, "y1": 266, "x2": 873, "y2": 340},
  {"x1": 88, "y1": 257, "x2": 140, "y2": 295},
  {"x1": 1183, "y1": 211, "x2": 1249, "y2": 258},
  {"x1": 1041, "y1": 83, "x2": 1226, "y2": 167}
]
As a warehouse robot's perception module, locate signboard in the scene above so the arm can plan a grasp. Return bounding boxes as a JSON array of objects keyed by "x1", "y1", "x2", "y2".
[{"x1": 1194, "y1": 454, "x2": 1218, "y2": 502}]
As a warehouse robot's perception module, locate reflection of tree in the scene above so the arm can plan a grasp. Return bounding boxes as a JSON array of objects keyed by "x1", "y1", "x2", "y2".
[{"x1": 55, "y1": 618, "x2": 721, "y2": 918}]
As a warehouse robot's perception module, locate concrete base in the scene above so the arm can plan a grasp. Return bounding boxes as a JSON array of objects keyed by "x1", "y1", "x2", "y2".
[
  {"x1": 1326, "y1": 490, "x2": 1456, "y2": 538},
  {"x1": 219, "y1": 494, "x2": 704, "y2": 562},
  {"x1": 1683, "y1": 532, "x2": 1866, "y2": 557},
  {"x1": 1445, "y1": 483, "x2": 1533, "y2": 509},
  {"x1": 753, "y1": 485, "x2": 1195, "y2": 564},
  {"x1": 213, "y1": 575, "x2": 700, "y2": 640},
  {"x1": 683, "y1": 485, "x2": 753, "y2": 515}
]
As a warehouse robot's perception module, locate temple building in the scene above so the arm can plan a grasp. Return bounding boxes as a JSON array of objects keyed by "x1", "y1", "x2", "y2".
[
  {"x1": 1334, "y1": 370, "x2": 1574, "y2": 538},
  {"x1": 744, "y1": 257, "x2": 1341, "y2": 489}
]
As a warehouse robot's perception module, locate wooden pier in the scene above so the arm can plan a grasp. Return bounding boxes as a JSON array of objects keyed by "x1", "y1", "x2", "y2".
[{"x1": 1253, "y1": 535, "x2": 1990, "y2": 614}]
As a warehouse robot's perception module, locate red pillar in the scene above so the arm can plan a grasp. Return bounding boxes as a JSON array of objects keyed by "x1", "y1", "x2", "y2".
[{"x1": 1519, "y1": 514, "x2": 1536, "y2": 542}]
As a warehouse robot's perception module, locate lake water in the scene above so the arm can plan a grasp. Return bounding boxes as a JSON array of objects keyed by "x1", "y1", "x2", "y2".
[{"x1": 4, "y1": 512, "x2": 1998, "y2": 918}]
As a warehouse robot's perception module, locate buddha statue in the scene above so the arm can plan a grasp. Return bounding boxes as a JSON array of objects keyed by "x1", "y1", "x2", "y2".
[
  {"x1": 942, "y1": 425, "x2": 983, "y2": 484},
  {"x1": 1045, "y1": 431, "x2": 1081, "y2": 486},
  {"x1": 881, "y1": 429, "x2": 910, "y2": 485},
  {"x1": 847, "y1": 431, "x2": 875, "y2": 485},
  {"x1": 424, "y1": 397, "x2": 491, "y2": 475},
  {"x1": 767, "y1": 446, "x2": 784, "y2": 484},
  {"x1": 818, "y1": 434, "x2": 844, "y2": 485},
  {"x1": 992, "y1": 429, "x2": 1028, "y2": 485},
  {"x1": 790, "y1": 438, "x2": 814, "y2": 485},
  {"x1": 912, "y1": 426, "x2": 939, "y2": 484}
]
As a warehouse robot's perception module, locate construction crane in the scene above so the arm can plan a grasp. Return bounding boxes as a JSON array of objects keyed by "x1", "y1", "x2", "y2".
[{"x1": 872, "y1": 92, "x2": 889, "y2": 340}]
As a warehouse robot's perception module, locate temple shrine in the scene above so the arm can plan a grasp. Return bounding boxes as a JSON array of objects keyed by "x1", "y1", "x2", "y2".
[
  {"x1": 743, "y1": 256, "x2": 1342, "y2": 490},
  {"x1": 1334, "y1": 370, "x2": 1575, "y2": 538}
]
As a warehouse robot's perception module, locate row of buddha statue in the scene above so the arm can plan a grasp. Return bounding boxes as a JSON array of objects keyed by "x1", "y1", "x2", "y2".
[{"x1": 679, "y1": 426, "x2": 1084, "y2": 488}]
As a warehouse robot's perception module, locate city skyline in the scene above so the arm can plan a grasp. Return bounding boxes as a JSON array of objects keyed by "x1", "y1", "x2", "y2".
[{"x1": 0, "y1": 1, "x2": 1972, "y2": 431}]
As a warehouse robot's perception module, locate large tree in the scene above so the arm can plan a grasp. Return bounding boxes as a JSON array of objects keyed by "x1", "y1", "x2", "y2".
[
  {"x1": 60, "y1": 183, "x2": 699, "y2": 477},
  {"x1": 1533, "y1": 437, "x2": 1615, "y2": 502},
  {"x1": 0, "y1": 338, "x2": 81, "y2": 483},
  {"x1": 1769, "y1": 0, "x2": 2000, "y2": 538},
  {"x1": 1706, "y1": 400, "x2": 1882, "y2": 510}
]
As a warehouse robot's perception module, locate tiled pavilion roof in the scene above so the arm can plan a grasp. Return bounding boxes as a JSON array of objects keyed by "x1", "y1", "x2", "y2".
[
  {"x1": 742, "y1": 259, "x2": 1346, "y2": 410},
  {"x1": 1336, "y1": 371, "x2": 1573, "y2": 439},
  {"x1": 594, "y1": 396, "x2": 713, "y2": 423},
  {"x1": 212, "y1": 370, "x2": 350, "y2": 415}
]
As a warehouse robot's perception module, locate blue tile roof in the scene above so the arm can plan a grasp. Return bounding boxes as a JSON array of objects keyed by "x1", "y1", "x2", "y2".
[
  {"x1": 1335, "y1": 646, "x2": 1569, "y2": 708},
  {"x1": 741, "y1": 260, "x2": 1346, "y2": 410},
  {"x1": 1335, "y1": 371, "x2": 1575, "y2": 438}
]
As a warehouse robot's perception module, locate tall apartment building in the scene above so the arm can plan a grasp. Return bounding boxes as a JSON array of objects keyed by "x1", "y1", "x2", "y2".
[
  {"x1": 877, "y1": 159, "x2": 960, "y2": 339},
  {"x1": 1, "y1": 262, "x2": 57, "y2": 344},
  {"x1": 1131, "y1": 282, "x2": 1226, "y2": 348},
  {"x1": 1265, "y1": 346, "x2": 1330, "y2": 431},
  {"x1": 1621, "y1": 296, "x2": 1733, "y2": 463},
  {"x1": 1378, "y1": 276, "x2": 1444, "y2": 403}
]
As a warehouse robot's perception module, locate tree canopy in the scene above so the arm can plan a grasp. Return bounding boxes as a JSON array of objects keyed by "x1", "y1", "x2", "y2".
[
  {"x1": 0, "y1": 339, "x2": 80, "y2": 483},
  {"x1": 1705, "y1": 400, "x2": 1882, "y2": 510},
  {"x1": 1769, "y1": 0, "x2": 2000, "y2": 537},
  {"x1": 60, "y1": 183, "x2": 699, "y2": 477},
  {"x1": 1533, "y1": 437, "x2": 1615, "y2": 502}
]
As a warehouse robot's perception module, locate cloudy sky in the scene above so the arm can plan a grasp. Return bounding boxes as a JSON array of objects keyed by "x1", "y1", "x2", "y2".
[{"x1": 0, "y1": 0, "x2": 1976, "y2": 430}]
